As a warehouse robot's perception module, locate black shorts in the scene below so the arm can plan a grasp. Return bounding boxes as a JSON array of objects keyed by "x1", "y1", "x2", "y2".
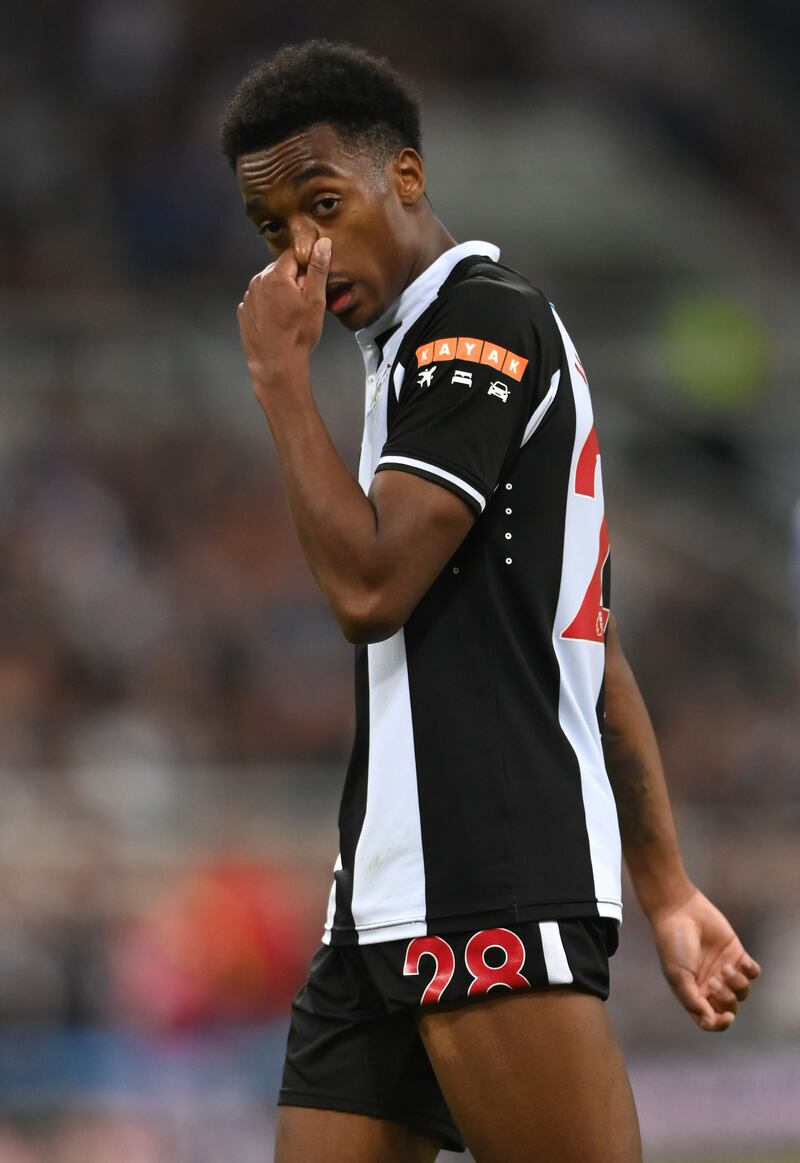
[{"x1": 279, "y1": 916, "x2": 617, "y2": 1154}]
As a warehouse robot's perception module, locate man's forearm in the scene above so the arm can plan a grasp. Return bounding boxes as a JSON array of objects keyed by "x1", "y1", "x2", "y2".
[
  {"x1": 237, "y1": 243, "x2": 476, "y2": 644},
  {"x1": 603, "y1": 616, "x2": 693, "y2": 919},
  {"x1": 255, "y1": 365, "x2": 390, "y2": 639},
  {"x1": 253, "y1": 365, "x2": 474, "y2": 644}
]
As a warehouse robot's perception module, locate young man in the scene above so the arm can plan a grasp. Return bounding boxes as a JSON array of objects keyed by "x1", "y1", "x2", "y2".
[{"x1": 221, "y1": 41, "x2": 760, "y2": 1163}]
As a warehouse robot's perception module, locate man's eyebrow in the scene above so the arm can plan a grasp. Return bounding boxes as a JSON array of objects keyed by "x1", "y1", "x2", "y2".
[
  {"x1": 288, "y1": 163, "x2": 340, "y2": 188},
  {"x1": 244, "y1": 164, "x2": 342, "y2": 220}
]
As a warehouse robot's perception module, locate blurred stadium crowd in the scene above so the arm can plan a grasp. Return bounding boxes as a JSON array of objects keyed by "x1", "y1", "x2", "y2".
[{"x1": 1, "y1": 0, "x2": 799, "y2": 1158}]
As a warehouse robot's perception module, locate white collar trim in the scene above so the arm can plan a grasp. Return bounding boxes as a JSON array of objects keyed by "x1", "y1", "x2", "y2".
[{"x1": 356, "y1": 240, "x2": 500, "y2": 349}]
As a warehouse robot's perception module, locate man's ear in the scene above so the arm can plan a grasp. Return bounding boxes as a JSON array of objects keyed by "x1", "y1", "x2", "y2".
[{"x1": 393, "y1": 148, "x2": 426, "y2": 206}]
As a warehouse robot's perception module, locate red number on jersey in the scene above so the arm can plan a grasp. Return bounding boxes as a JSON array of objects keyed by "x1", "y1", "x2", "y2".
[
  {"x1": 403, "y1": 936, "x2": 456, "y2": 1004},
  {"x1": 561, "y1": 425, "x2": 610, "y2": 642},
  {"x1": 574, "y1": 423, "x2": 600, "y2": 497},
  {"x1": 464, "y1": 928, "x2": 530, "y2": 996},
  {"x1": 561, "y1": 515, "x2": 610, "y2": 641}
]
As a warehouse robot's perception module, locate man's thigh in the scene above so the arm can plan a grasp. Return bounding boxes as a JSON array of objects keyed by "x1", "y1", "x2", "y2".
[
  {"x1": 275, "y1": 1106, "x2": 441, "y2": 1163},
  {"x1": 277, "y1": 945, "x2": 464, "y2": 1156},
  {"x1": 418, "y1": 989, "x2": 642, "y2": 1163}
]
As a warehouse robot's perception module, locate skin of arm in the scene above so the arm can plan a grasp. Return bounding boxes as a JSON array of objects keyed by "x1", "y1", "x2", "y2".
[
  {"x1": 237, "y1": 238, "x2": 475, "y2": 645},
  {"x1": 603, "y1": 612, "x2": 760, "y2": 1030},
  {"x1": 603, "y1": 612, "x2": 693, "y2": 916}
]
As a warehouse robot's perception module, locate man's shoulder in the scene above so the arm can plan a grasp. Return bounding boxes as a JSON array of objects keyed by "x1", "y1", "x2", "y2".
[
  {"x1": 429, "y1": 257, "x2": 554, "y2": 337},
  {"x1": 395, "y1": 258, "x2": 556, "y2": 374}
]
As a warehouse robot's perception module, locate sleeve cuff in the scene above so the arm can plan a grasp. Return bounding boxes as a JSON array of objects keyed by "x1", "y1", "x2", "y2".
[{"x1": 375, "y1": 455, "x2": 487, "y2": 515}]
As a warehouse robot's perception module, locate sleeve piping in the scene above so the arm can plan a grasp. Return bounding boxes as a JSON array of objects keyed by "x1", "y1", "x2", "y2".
[{"x1": 376, "y1": 455, "x2": 487, "y2": 513}]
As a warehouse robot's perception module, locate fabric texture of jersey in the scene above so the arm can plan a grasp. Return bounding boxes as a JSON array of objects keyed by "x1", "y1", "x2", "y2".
[
  {"x1": 280, "y1": 917, "x2": 616, "y2": 1154},
  {"x1": 323, "y1": 241, "x2": 621, "y2": 946}
]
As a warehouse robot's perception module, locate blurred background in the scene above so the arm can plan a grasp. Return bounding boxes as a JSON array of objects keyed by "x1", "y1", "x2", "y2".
[{"x1": 1, "y1": 0, "x2": 799, "y2": 1159}]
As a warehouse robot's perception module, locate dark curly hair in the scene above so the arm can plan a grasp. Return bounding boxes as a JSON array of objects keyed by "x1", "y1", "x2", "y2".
[{"x1": 220, "y1": 40, "x2": 422, "y2": 170}]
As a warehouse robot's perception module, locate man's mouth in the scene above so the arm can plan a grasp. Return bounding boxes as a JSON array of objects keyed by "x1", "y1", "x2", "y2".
[{"x1": 325, "y1": 281, "x2": 356, "y2": 315}]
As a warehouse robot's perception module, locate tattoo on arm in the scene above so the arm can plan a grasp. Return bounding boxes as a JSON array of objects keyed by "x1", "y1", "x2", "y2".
[{"x1": 603, "y1": 726, "x2": 657, "y2": 847}]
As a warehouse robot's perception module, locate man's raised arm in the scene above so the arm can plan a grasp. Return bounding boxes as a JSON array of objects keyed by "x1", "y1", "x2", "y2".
[{"x1": 237, "y1": 239, "x2": 474, "y2": 645}]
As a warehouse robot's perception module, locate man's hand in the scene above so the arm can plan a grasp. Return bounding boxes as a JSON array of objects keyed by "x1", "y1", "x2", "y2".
[
  {"x1": 237, "y1": 238, "x2": 331, "y2": 395},
  {"x1": 650, "y1": 886, "x2": 761, "y2": 1032}
]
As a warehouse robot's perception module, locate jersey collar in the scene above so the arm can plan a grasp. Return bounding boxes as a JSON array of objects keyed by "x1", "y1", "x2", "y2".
[{"x1": 356, "y1": 240, "x2": 500, "y2": 352}]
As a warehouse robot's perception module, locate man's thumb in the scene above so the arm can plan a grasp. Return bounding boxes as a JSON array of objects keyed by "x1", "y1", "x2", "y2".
[{"x1": 306, "y1": 237, "x2": 332, "y2": 294}]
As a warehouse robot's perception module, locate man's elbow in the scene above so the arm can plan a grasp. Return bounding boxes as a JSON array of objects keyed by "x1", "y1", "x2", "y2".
[
  {"x1": 335, "y1": 588, "x2": 406, "y2": 646},
  {"x1": 339, "y1": 619, "x2": 400, "y2": 646}
]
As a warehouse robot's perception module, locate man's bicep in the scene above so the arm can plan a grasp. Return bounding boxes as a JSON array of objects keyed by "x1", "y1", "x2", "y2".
[
  {"x1": 365, "y1": 468, "x2": 475, "y2": 631},
  {"x1": 369, "y1": 467, "x2": 476, "y2": 561}
]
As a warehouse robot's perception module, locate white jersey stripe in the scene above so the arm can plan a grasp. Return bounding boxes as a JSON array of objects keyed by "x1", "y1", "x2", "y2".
[
  {"x1": 321, "y1": 853, "x2": 342, "y2": 945},
  {"x1": 549, "y1": 306, "x2": 622, "y2": 921},
  {"x1": 539, "y1": 921, "x2": 574, "y2": 985},
  {"x1": 521, "y1": 369, "x2": 561, "y2": 447},
  {"x1": 376, "y1": 455, "x2": 486, "y2": 512},
  {"x1": 350, "y1": 631, "x2": 428, "y2": 942}
]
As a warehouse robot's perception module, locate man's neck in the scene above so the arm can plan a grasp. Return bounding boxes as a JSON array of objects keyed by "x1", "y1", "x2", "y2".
[{"x1": 406, "y1": 217, "x2": 458, "y2": 287}]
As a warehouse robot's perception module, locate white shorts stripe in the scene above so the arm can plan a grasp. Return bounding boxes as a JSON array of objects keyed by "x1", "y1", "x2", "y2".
[
  {"x1": 539, "y1": 921, "x2": 574, "y2": 985},
  {"x1": 377, "y1": 455, "x2": 486, "y2": 512}
]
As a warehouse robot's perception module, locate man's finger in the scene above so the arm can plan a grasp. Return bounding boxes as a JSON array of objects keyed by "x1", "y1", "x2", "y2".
[
  {"x1": 707, "y1": 976, "x2": 738, "y2": 1011},
  {"x1": 250, "y1": 261, "x2": 277, "y2": 286},
  {"x1": 722, "y1": 964, "x2": 751, "y2": 1001},
  {"x1": 246, "y1": 253, "x2": 295, "y2": 308},
  {"x1": 697, "y1": 1009, "x2": 736, "y2": 1033},
  {"x1": 669, "y1": 968, "x2": 718, "y2": 1026},
  {"x1": 303, "y1": 237, "x2": 332, "y2": 303},
  {"x1": 263, "y1": 250, "x2": 298, "y2": 281},
  {"x1": 737, "y1": 954, "x2": 761, "y2": 980},
  {"x1": 669, "y1": 967, "x2": 735, "y2": 1032}
]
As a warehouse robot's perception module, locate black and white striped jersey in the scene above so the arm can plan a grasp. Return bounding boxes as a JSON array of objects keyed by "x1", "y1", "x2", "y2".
[{"x1": 323, "y1": 241, "x2": 621, "y2": 946}]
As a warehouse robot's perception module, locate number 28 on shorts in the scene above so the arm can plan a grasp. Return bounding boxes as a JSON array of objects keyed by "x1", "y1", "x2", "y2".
[{"x1": 403, "y1": 928, "x2": 530, "y2": 1004}]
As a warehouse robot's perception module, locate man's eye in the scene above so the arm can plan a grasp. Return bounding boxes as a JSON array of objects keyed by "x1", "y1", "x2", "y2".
[
  {"x1": 313, "y1": 197, "x2": 340, "y2": 215},
  {"x1": 258, "y1": 221, "x2": 282, "y2": 238}
]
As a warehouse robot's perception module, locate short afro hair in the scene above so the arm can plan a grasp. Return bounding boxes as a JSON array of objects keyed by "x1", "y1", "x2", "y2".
[{"x1": 220, "y1": 40, "x2": 422, "y2": 170}]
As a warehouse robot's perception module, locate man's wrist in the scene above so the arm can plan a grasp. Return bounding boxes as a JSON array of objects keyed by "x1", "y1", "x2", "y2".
[
  {"x1": 250, "y1": 357, "x2": 312, "y2": 405},
  {"x1": 625, "y1": 850, "x2": 694, "y2": 921}
]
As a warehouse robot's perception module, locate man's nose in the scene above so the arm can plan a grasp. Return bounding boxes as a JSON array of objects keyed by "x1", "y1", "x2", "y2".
[{"x1": 290, "y1": 220, "x2": 320, "y2": 269}]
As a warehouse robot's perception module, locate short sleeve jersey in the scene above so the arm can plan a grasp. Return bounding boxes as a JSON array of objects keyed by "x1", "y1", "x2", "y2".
[{"x1": 323, "y1": 242, "x2": 621, "y2": 946}]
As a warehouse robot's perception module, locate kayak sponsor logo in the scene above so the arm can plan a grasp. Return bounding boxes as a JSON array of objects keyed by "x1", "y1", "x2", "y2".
[{"x1": 416, "y1": 337, "x2": 528, "y2": 382}]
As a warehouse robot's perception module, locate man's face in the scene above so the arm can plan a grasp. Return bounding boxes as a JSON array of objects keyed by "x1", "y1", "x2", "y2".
[{"x1": 236, "y1": 124, "x2": 423, "y2": 331}]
